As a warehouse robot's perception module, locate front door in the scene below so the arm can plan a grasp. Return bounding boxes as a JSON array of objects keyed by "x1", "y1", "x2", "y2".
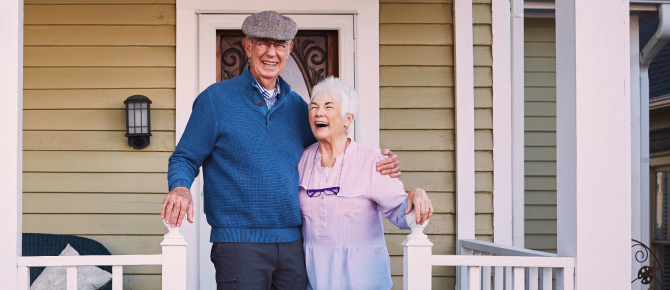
[{"x1": 195, "y1": 15, "x2": 354, "y2": 288}]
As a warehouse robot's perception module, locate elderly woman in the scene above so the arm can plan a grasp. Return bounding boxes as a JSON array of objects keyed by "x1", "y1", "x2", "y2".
[{"x1": 298, "y1": 77, "x2": 433, "y2": 290}]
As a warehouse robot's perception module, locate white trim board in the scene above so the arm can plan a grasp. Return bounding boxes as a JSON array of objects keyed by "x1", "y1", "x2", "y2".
[{"x1": 176, "y1": 1, "x2": 379, "y2": 288}]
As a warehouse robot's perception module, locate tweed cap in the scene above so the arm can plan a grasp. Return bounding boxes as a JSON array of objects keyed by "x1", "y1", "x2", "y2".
[{"x1": 242, "y1": 11, "x2": 297, "y2": 41}]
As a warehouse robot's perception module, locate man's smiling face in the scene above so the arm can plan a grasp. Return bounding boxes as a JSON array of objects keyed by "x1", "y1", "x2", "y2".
[{"x1": 243, "y1": 37, "x2": 293, "y2": 88}]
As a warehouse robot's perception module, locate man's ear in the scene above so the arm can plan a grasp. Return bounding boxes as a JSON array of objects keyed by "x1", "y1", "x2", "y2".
[
  {"x1": 242, "y1": 38, "x2": 252, "y2": 58},
  {"x1": 288, "y1": 41, "x2": 294, "y2": 53}
]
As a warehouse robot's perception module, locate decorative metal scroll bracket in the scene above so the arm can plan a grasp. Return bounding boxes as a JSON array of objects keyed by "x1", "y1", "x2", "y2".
[{"x1": 632, "y1": 239, "x2": 665, "y2": 290}]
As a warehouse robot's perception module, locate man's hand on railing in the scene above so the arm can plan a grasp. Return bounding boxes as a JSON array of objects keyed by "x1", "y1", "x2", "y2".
[
  {"x1": 161, "y1": 186, "x2": 194, "y2": 227},
  {"x1": 405, "y1": 188, "x2": 433, "y2": 225}
]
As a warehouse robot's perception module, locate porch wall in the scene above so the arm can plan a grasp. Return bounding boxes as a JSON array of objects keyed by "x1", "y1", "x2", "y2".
[
  {"x1": 523, "y1": 18, "x2": 557, "y2": 253},
  {"x1": 379, "y1": 0, "x2": 493, "y2": 288},
  {"x1": 22, "y1": 0, "x2": 176, "y2": 288}
]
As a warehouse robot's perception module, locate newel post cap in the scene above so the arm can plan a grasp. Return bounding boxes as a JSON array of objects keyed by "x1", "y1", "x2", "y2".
[
  {"x1": 402, "y1": 210, "x2": 433, "y2": 247},
  {"x1": 161, "y1": 219, "x2": 188, "y2": 246}
]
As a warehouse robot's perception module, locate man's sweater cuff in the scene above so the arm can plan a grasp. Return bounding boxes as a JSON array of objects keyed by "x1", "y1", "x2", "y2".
[{"x1": 169, "y1": 179, "x2": 193, "y2": 191}]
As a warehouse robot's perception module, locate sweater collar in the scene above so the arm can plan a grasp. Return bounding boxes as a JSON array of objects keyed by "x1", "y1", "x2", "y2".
[{"x1": 239, "y1": 68, "x2": 292, "y2": 97}]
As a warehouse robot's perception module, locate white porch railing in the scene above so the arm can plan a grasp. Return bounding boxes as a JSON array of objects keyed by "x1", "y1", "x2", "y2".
[
  {"x1": 402, "y1": 215, "x2": 574, "y2": 290},
  {"x1": 17, "y1": 222, "x2": 187, "y2": 290}
]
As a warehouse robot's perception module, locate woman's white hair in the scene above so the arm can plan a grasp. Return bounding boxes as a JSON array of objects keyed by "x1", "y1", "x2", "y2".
[{"x1": 310, "y1": 76, "x2": 358, "y2": 134}]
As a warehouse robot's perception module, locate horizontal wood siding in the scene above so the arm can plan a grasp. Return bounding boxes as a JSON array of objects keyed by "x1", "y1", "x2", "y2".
[
  {"x1": 524, "y1": 18, "x2": 557, "y2": 253},
  {"x1": 23, "y1": 1, "x2": 175, "y2": 289},
  {"x1": 381, "y1": 1, "x2": 492, "y2": 288}
]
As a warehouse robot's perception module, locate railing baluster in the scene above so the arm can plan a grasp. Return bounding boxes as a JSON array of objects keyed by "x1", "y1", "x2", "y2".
[
  {"x1": 18, "y1": 266, "x2": 30, "y2": 290},
  {"x1": 513, "y1": 267, "x2": 524, "y2": 290},
  {"x1": 67, "y1": 266, "x2": 77, "y2": 290},
  {"x1": 494, "y1": 266, "x2": 504, "y2": 290},
  {"x1": 558, "y1": 267, "x2": 574, "y2": 290},
  {"x1": 482, "y1": 266, "x2": 492, "y2": 290},
  {"x1": 470, "y1": 266, "x2": 481, "y2": 290},
  {"x1": 528, "y1": 267, "x2": 539, "y2": 290},
  {"x1": 112, "y1": 265, "x2": 123, "y2": 290},
  {"x1": 505, "y1": 267, "x2": 513, "y2": 290},
  {"x1": 541, "y1": 267, "x2": 552, "y2": 290}
]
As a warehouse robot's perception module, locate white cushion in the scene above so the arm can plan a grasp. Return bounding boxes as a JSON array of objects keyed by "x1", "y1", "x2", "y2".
[{"x1": 30, "y1": 244, "x2": 112, "y2": 290}]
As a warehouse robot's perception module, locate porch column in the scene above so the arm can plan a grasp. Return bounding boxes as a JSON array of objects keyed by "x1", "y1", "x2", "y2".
[
  {"x1": 555, "y1": 0, "x2": 631, "y2": 289},
  {"x1": 0, "y1": 0, "x2": 23, "y2": 288}
]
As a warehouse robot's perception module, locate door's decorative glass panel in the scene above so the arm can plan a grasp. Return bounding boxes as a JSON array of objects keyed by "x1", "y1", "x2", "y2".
[
  {"x1": 655, "y1": 171, "x2": 668, "y2": 241},
  {"x1": 280, "y1": 55, "x2": 310, "y2": 103}
]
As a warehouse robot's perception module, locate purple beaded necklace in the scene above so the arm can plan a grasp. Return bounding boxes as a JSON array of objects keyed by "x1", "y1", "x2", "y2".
[{"x1": 305, "y1": 138, "x2": 350, "y2": 197}]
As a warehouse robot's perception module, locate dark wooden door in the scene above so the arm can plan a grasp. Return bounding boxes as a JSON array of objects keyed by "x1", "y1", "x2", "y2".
[{"x1": 216, "y1": 30, "x2": 339, "y2": 97}]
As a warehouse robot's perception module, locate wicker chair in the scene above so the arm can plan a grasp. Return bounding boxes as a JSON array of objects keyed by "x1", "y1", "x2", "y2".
[{"x1": 22, "y1": 233, "x2": 113, "y2": 290}]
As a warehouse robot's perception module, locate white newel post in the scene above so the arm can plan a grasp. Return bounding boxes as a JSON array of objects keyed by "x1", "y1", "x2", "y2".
[
  {"x1": 402, "y1": 211, "x2": 432, "y2": 290},
  {"x1": 162, "y1": 223, "x2": 188, "y2": 290},
  {"x1": 555, "y1": 0, "x2": 631, "y2": 289}
]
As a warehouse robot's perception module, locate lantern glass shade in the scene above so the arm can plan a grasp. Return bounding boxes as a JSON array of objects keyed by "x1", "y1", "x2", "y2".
[{"x1": 124, "y1": 95, "x2": 152, "y2": 149}]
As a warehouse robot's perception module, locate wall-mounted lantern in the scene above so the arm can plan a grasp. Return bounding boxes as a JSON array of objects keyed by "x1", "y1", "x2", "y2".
[{"x1": 124, "y1": 95, "x2": 152, "y2": 149}]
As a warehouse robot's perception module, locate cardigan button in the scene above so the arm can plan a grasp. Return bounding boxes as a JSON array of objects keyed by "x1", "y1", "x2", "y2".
[
  {"x1": 269, "y1": 116, "x2": 272, "y2": 121},
  {"x1": 258, "y1": 101, "x2": 263, "y2": 106}
]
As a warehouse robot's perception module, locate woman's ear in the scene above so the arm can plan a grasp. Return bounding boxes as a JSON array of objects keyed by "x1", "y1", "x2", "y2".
[{"x1": 344, "y1": 113, "x2": 355, "y2": 128}]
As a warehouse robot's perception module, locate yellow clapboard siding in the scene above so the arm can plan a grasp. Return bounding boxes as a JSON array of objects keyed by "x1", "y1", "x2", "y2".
[
  {"x1": 24, "y1": 172, "x2": 168, "y2": 193},
  {"x1": 23, "y1": 89, "x2": 175, "y2": 109},
  {"x1": 525, "y1": 220, "x2": 557, "y2": 234},
  {"x1": 25, "y1": 5, "x2": 175, "y2": 25},
  {"x1": 24, "y1": 47, "x2": 175, "y2": 67},
  {"x1": 525, "y1": 18, "x2": 555, "y2": 28},
  {"x1": 25, "y1": 26, "x2": 175, "y2": 46},
  {"x1": 525, "y1": 147, "x2": 557, "y2": 161},
  {"x1": 525, "y1": 58, "x2": 556, "y2": 72},
  {"x1": 380, "y1": 46, "x2": 453, "y2": 66},
  {"x1": 380, "y1": 109, "x2": 453, "y2": 129},
  {"x1": 386, "y1": 234, "x2": 454, "y2": 255},
  {"x1": 24, "y1": 109, "x2": 174, "y2": 131},
  {"x1": 381, "y1": 66, "x2": 453, "y2": 87},
  {"x1": 426, "y1": 192, "x2": 454, "y2": 213},
  {"x1": 525, "y1": 132, "x2": 556, "y2": 146},
  {"x1": 526, "y1": 205, "x2": 557, "y2": 220},
  {"x1": 23, "y1": 214, "x2": 167, "y2": 235},
  {"x1": 24, "y1": 68, "x2": 175, "y2": 89},
  {"x1": 525, "y1": 28, "x2": 556, "y2": 42},
  {"x1": 473, "y1": 25, "x2": 492, "y2": 45},
  {"x1": 380, "y1": 130, "x2": 454, "y2": 150},
  {"x1": 476, "y1": 214, "x2": 493, "y2": 235},
  {"x1": 473, "y1": 4, "x2": 491, "y2": 24},
  {"x1": 401, "y1": 172, "x2": 455, "y2": 192},
  {"x1": 525, "y1": 102, "x2": 556, "y2": 117},
  {"x1": 123, "y1": 275, "x2": 161, "y2": 290},
  {"x1": 474, "y1": 46, "x2": 493, "y2": 66},
  {"x1": 380, "y1": 24, "x2": 453, "y2": 45},
  {"x1": 24, "y1": 193, "x2": 164, "y2": 214},
  {"x1": 525, "y1": 43, "x2": 556, "y2": 57},
  {"x1": 475, "y1": 192, "x2": 493, "y2": 213},
  {"x1": 524, "y1": 161, "x2": 557, "y2": 176},
  {"x1": 24, "y1": 151, "x2": 171, "y2": 172},
  {"x1": 391, "y1": 257, "x2": 452, "y2": 276},
  {"x1": 525, "y1": 235, "x2": 558, "y2": 251},
  {"x1": 652, "y1": 155, "x2": 670, "y2": 167},
  {"x1": 475, "y1": 172, "x2": 493, "y2": 192},
  {"x1": 474, "y1": 108, "x2": 492, "y2": 129},
  {"x1": 380, "y1": 4, "x2": 452, "y2": 24},
  {"x1": 475, "y1": 130, "x2": 493, "y2": 150},
  {"x1": 395, "y1": 151, "x2": 454, "y2": 171},
  {"x1": 475, "y1": 151, "x2": 493, "y2": 171},
  {"x1": 525, "y1": 177, "x2": 557, "y2": 191},
  {"x1": 475, "y1": 88, "x2": 493, "y2": 108},
  {"x1": 525, "y1": 72, "x2": 556, "y2": 87},
  {"x1": 525, "y1": 191, "x2": 557, "y2": 205},
  {"x1": 525, "y1": 117, "x2": 556, "y2": 132},
  {"x1": 380, "y1": 87, "x2": 454, "y2": 109},
  {"x1": 24, "y1": 131, "x2": 175, "y2": 151},
  {"x1": 525, "y1": 87, "x2": 556, "y2": 102},
  {"x1": 26, "y1": 0, "x2": 174, "y2": 3},
  {"x1": 474, "y1": 67, "x2": 493, "y2": 87},
  {"x1": 79, "y1": 235, "x2": 163, "y2": 255},
  {"x1": 391, "y1": 277, "x2": 454, "y2": 290},
  {"x1": 384, "y1": 214, "x2": 452, "y2": 235}
]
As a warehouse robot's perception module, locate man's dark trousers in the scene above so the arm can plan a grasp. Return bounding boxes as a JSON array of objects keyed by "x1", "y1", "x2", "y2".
[{"x1": 210, "y1": 238, "x2": 307, "y2": 290}]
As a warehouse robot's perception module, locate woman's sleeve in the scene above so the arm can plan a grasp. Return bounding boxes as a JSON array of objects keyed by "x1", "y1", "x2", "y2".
[{"x1": 368, "y1": 154, "x2": 410, "y2": 230}]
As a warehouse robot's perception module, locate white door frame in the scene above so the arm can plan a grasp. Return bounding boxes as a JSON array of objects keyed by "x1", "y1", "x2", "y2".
[{"x1": 176, "y1": 1, "x2": 379, "y2": 288}]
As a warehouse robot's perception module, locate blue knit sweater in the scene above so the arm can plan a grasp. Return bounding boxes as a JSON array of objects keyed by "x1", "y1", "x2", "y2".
[{"x1": 168, "y1": 69, "x2": 316, "y2": 243}]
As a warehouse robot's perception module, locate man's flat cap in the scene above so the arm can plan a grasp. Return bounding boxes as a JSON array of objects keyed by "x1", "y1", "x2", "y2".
[{"x1": 242, "y1": 11, "x2": 297, "y2": 41}]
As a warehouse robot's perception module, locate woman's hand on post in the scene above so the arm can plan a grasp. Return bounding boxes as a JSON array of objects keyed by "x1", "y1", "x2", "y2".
[
  {"x1": 161, "y1": 186, "x2": 194, "y2": 227},
  {"x1": 377, "y1": 149, "x2": 401, "y2": 178},
  {"x1": 405, "y1": 188, "x2": 433, "y2": 225}
]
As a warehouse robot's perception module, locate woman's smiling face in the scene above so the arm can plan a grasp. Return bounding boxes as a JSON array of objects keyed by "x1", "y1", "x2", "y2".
[{"x1": 309, "y1": 93, "x2": 353, "y2": 141}]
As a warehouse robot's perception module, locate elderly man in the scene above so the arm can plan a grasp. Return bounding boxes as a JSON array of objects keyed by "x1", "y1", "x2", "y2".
[{"x1": 161, "y1": 11, "x2": 400, "y2": 290}]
